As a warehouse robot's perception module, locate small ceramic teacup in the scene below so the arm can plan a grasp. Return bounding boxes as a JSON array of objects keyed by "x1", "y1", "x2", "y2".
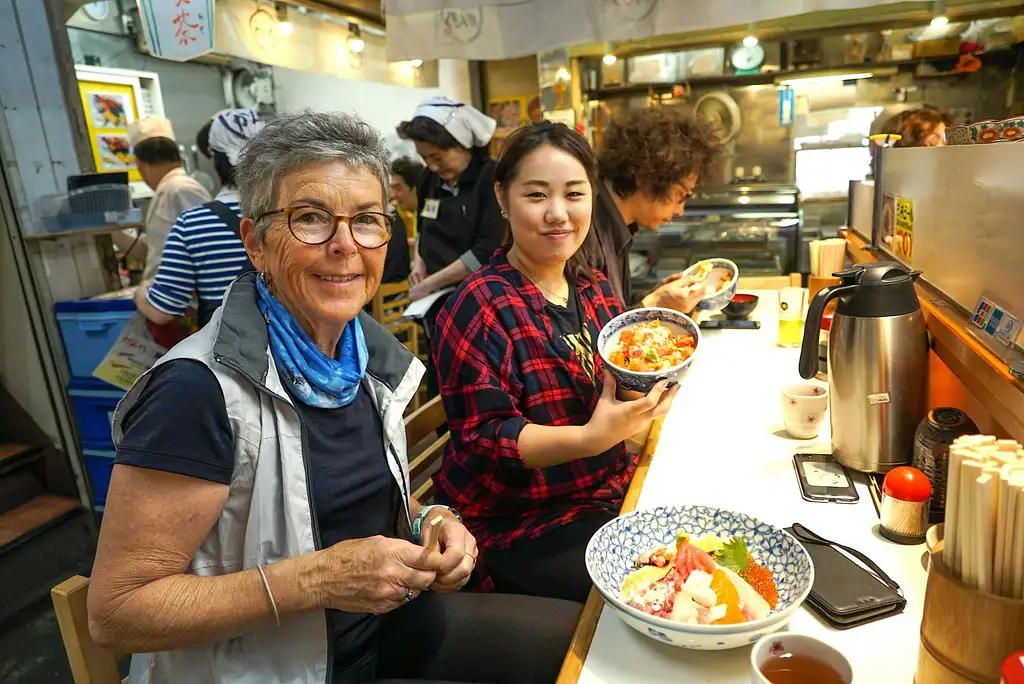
[
  {"x1": 750, "y1": 633, "x2": 853, "y2": 684},
  {"x1": 780, "y1": 382, "x2": 829, "y2": 440}
]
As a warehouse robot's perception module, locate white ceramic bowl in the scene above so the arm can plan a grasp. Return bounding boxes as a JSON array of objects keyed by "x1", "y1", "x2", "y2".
[
  {"x1": 597, "y1": 307, "x2": 701, "y2": 394},
  {"x1": 586, "y1": 505, "x2": 814, "y2": 651},
  {"x1": 681, "y1": 258, "x2": 740, "y2": 312}
]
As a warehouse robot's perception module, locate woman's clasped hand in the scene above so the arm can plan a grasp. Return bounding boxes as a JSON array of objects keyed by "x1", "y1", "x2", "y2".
[{"x1": 314, "y1": 514, "x2": 477, "y2": 614}]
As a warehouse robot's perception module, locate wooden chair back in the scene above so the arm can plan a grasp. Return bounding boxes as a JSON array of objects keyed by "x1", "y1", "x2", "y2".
[
  {"x1": 736, "y1": 273, "x2": 802, "y2": 290},
  {"x1": 51, "y1": 575, "x2": 125, "y2": 684},
  {"x1": 371, "y1": 281, "x2": 411, "y2": 327},
  {"x1": 403, "y1": 395, "x2": 449, "y2": 504}
]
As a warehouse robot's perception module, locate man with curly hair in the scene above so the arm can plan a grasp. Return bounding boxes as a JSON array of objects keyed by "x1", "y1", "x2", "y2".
[{"x1": 590, "y1": 106, "x2": 725, "y2": 310}]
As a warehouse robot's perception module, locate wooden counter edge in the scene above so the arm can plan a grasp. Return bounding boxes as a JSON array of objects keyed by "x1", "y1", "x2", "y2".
[{"x1": 554, "y1": 417, "x2": 664, "y2": 684}]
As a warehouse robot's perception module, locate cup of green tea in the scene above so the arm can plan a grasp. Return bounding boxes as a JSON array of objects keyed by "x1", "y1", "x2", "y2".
[{"x1": 750, "y1": 633, "x2": 852, "y2": 684}]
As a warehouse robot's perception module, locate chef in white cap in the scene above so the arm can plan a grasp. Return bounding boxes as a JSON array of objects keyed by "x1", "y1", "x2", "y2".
[
  {"x1": 118, "y1": 116, "x2": 211, "y2": 279},
  {"x1": 396, "y1": 97, "x2": 502, "y2": 396},
  {"x1": 134, "y1": 109, "x2": 262, "y2": 330}
]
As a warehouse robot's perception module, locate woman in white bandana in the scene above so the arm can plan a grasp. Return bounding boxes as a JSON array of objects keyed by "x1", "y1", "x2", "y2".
[{"x1": 397, "y1": 97, "x2": 503, "y2": 396}]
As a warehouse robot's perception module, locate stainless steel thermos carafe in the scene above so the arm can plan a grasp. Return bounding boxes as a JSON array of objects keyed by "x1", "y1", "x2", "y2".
[{"x1": 798, "y1": 262, "x2": 929, "y2": 473}]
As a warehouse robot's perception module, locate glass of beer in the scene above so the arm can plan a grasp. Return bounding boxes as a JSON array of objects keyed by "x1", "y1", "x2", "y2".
[{"x1": 777, "y1": 287, "x2": 807, "y2": 347}]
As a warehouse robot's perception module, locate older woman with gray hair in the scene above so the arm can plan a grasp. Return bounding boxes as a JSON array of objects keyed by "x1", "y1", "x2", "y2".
[{"x1": 88, "y1": 111, "x2": 580, "y2": 684}]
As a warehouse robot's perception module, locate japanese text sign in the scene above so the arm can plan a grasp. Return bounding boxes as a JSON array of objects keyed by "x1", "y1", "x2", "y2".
[{"x1": 138, "y1": 0, "x2": 215, "y2": 62}]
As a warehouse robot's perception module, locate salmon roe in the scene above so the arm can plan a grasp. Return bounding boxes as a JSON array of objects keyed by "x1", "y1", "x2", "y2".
[{"x1": 740, "y1": 555, "x2": 779, "y2": 609}]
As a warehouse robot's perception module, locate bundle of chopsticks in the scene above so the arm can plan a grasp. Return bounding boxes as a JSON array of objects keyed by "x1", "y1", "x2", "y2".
[
  {"x1": 810, "y1": 238, "x2": 846, "y2": 278},
  {"x1": 943, "y1": 435, "x2": 1024, "y2": 597}
]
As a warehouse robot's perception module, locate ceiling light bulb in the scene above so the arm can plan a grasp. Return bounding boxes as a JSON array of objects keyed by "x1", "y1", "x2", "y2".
[
  {"x1": 349, "y1": 37, "x2": 365, "y2": 53},
  {"x1": 411, "y1": 59, "x2": 423, "y2": 68},
  {"x1": 555, "y1": 67, "x2": 571, "y2": 82},
  {"x1": 743, "y1": 35, "x2": 758, "y2": 48},
  {"x1": 930, "y1": 14, "x2": 949, "y2": 27},
  {"x1": 277, "y1": 21, "x2": 293, "y2": 35},
  {"x1": 602, "y1": 54, "x2": 617, "y2": 66}
]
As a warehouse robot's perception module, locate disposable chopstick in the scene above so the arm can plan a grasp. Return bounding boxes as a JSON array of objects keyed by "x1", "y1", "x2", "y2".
[
  {"x1": 422, "y1": 514, "x2": 444, "y2": 553},
  {"x1": 944, "y1": 445, "x2": 965, "y2": 577},
  {"x1": 995, "y1": 470, "x2": 1011, "y2": 594},
  {"x1": 999, "y1": 468, "x2": 1024, "y2": 596},
  {"x1": 976, "y1": 473, "x2": 997, "y2": 593},
  {"x1": 1014, "y1": 483, "x2": 1024, "y2": 600},
  {"x1": 961, "y1": 460, "x2": 988, "y2": 587}
]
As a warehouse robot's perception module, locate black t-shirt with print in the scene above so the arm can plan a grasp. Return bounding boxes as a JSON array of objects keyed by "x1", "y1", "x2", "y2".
[{"x1": 545, "y1": 285, "x2": 596, "y2": 384}]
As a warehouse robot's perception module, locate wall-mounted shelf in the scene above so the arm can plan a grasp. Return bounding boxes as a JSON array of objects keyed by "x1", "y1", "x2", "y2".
[
  {"x1": 584, "y1": 44, "x2": 1022, "y2": 98},
  {"x1": 22, "y1": 224, "x2": 143, "y2": 242}
]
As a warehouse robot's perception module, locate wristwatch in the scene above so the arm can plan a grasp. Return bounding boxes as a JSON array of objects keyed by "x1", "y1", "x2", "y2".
[{"x1": 412, "y1": 505, "x2": 461, "y2": 543}]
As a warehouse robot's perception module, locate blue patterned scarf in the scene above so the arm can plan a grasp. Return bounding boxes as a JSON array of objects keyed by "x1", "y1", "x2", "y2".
[{"x1": 255, "y1": 276, "x2": 368, "y2": 408}]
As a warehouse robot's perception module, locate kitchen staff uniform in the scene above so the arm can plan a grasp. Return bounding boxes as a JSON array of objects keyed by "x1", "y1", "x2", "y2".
[
  {"x1": 127, "y1": 116, "x2": 211, "y2": 279},
  {"x1": 140, "y1": 168, "x2": 211, "y2": 279},
  {"x1": 416, "y1": 152, "x2": 502, "y2": 277}
]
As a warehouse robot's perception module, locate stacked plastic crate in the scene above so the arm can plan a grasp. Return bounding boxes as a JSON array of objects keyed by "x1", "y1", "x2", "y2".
[{"x1": 54, "y1": 298, "x2": 135, "y2": 512}]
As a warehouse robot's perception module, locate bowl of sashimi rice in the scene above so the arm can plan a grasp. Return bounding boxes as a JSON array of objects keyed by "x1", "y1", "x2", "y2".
[{"x1": 585, "y1": 504, "x2": 814, "y2": 650}]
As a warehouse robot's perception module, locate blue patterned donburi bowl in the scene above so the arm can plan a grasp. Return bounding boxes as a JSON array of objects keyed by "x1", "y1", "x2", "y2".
[
  {"x1": 597, "y1": 307, "x2": 701, "y2": 394},
  {"x1": 682, "y1": 258, "x2": 739, "y2": 312},
  {"x1": 585, "y1": 505, "x2": 814, "y2": 650}
]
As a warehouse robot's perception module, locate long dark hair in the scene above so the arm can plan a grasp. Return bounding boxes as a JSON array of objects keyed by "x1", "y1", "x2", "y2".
[{"x1": 493, "y1": 121, "x2": 600, "y2": 283}]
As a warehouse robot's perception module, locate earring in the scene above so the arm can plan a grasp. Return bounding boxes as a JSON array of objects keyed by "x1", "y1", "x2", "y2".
[{"x1": 501, "y1": 210, "x2": 508, "y2": 219}]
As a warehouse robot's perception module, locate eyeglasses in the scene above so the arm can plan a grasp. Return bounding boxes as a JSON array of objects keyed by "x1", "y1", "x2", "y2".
[{"x1": 256, "y1": 205, "x2": 393, "y2": 249}]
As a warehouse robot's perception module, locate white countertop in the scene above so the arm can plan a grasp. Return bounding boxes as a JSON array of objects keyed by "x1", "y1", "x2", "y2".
[{"x1": 578, "y1": 290, "x2": 929, "y2": 684}]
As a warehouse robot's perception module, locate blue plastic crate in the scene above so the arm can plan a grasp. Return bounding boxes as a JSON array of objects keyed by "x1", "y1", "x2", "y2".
[
  {"x1": 82, "y1": 440, "x2": 116, "y2": 505},
  {"x1": 68, "y1": 379, "x2": 124, "y2": 443},
  {"x1": 55, "y1": 298, "x2": 135, "y2": 380}
]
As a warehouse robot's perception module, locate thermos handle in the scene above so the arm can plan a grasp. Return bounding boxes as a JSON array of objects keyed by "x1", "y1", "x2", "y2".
[{"x1": 798, "y1": 283, "x2": 859, "y2": 379}]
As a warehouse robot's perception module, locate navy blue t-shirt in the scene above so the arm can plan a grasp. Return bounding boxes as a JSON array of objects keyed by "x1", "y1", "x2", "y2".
[{"x1": 116, "y1": 359, "x2": 395, "y2": 676}]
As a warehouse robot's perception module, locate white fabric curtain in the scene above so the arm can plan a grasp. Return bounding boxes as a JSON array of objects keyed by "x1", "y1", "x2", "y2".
[{"x1": 383, "y1": 0, "x2": 908, "y2": 62}]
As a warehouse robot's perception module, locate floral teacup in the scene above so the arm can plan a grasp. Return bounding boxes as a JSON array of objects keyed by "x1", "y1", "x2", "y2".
[{"x1": 781, "y1": 382, "x2": 829, "y2": 440}]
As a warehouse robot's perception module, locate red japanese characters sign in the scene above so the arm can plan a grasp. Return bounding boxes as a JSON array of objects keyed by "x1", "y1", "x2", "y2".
[{"x1": 138, "y1": 0, "x2": 215, "y2": 62}]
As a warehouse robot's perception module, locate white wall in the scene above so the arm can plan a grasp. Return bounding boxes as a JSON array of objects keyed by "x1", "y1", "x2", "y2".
[{"x1": 272, "y1": 60, "x2": 472, "y2": 158}]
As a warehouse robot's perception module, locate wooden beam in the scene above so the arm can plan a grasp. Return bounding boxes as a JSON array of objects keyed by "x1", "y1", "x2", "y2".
[{"x1": 555, "y1": 417, "x2": 664, "y2": 684}]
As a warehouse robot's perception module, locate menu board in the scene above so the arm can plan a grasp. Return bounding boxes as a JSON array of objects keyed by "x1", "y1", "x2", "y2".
[{"x1": 78, "y1": 80, "x2": 142, "y2": 182}]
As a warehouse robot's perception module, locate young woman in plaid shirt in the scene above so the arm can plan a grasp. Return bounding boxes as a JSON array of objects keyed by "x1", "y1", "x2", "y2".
[{"x1": 433, "y1": 123, "x2": 678, "y2": 603}]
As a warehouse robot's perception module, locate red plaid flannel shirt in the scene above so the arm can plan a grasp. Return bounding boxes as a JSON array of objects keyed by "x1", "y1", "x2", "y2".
[{"x1": 433, "y1": 250, "x2": 638, "y2": 554}]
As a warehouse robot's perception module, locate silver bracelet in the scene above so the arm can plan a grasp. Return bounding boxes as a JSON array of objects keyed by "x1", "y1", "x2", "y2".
[{"x1": 256, "y1": 564, "x2": 281, "y2": 627}]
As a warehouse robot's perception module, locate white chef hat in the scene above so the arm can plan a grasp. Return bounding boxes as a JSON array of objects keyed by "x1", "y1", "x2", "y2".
[
  {"x1": 208, "y1": 108, "x2": 265, "y2": 166},
  {"x1": 127, "y1": 116, "x2": 176, "y2": 146},
  {"x1": 412, "y1": 97, "x2": 496, "y2": 149}
]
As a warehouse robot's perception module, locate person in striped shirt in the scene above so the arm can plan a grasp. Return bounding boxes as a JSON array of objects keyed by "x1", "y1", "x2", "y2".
[{"x1": 134, "y1": 109, "x2": 263, "y2": 327}]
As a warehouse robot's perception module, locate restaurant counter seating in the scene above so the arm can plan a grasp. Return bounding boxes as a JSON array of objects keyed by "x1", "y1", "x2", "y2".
[{"x1": 51, "y1": 397, "x2": 451, "y2": 684}]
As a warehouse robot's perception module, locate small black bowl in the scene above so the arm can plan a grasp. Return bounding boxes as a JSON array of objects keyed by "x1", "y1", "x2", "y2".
[{"x1": 723, "y1": 293, "x2": 759, "y2": 320}]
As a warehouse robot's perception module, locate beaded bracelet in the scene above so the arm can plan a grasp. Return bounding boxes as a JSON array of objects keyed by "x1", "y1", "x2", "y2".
[{"x1": 412, "y1": 505, "x2": 460, "y2": 543}]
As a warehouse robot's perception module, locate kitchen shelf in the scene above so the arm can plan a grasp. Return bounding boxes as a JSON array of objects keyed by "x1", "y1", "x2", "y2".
[
  {"x1": 23, "y1": 223, "x2": 143, "y2": 241},
  {"x1": 585, "y1": 44, "x2": 1022, "y2": 98}
]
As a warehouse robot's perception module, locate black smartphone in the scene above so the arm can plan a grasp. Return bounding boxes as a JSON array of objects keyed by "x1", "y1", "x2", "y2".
[
  {"x1": 699, "y1": 320, "x2": 761, "y2": 330},
  {"x1": 793, "y1": 453, "x2": 859, "y2": 504}
]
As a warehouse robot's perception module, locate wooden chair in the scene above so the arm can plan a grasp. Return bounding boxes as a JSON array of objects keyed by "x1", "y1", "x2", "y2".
[
  {"x1": 736, "y1": 273, "x2": 802, "y2": 290},
  {"x1": 51, "y1": 575, "x2": 126, "y2": 684},
  {"x1": 403, "y1": 395, "x2": 449, "y2": 504},
  {"x1": 372, "y1": 280, "x2": 427, "y2": 410},
  {"x1": 371, "y1": 281, "x2": 412, "y2": 327}
]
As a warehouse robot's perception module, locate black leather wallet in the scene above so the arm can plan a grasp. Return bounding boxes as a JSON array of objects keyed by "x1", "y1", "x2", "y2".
[{"x1": 786, "y1": 523, "x2": 906, "y2": 630}]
